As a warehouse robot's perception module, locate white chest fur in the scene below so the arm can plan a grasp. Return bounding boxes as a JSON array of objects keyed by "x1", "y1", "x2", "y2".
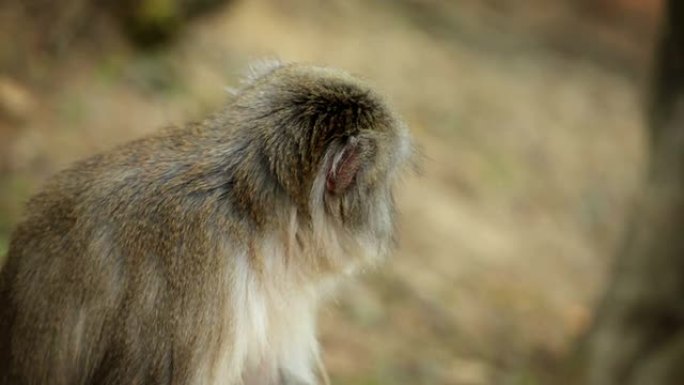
[
  {"x1": 210, "y1": 249, "x2": 323, "y2": 385},
  {"x1": 205, "y1": 203, "x2": 384, "y2": 385}
]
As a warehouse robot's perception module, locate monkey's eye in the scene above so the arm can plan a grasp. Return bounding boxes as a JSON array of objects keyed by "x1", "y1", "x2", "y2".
[{"x1": 326, "y1": 137, "x2": 361, "y2": 195}]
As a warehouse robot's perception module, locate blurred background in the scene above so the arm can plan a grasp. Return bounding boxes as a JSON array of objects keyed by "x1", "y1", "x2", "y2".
[{"x1": 0, "y1": 1, "x2": 666, "y2": 384}]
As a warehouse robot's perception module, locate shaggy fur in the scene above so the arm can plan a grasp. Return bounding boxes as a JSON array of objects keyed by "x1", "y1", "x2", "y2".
[{"x1": 0, "y1": 61, "x2": 414, "y2": 385}]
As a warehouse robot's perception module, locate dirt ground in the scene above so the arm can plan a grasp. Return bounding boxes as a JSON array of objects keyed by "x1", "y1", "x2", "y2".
[{"x1": 0, "y1": 0, "x2": 658, "y2": 383}]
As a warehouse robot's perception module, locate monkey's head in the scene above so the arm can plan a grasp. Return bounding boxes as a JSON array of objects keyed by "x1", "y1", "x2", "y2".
[{"x1": 226, "y1": 61, "x2": 415, "y2": 272}]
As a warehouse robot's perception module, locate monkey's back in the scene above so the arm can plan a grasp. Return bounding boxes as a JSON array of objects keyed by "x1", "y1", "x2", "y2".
[
  {"x1": 0, "y1": 127, "x2": 241, "y2": 385},
  {"x1": 0, "y1": 61, "x2": 414, "y2": 385}
]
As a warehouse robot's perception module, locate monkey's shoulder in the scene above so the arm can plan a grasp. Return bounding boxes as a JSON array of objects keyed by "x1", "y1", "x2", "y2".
[{"x1": 19, "y1": 128, "x2": 232, "y2": 227}]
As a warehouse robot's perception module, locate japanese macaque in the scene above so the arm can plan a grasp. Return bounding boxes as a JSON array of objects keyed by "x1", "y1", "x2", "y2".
[{"x1": 0, "y1": 61, "x2": 414, "y2": 385}]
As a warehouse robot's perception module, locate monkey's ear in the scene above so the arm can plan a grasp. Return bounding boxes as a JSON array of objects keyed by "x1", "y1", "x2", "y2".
[{"x1": 326, "y1": 137, "x2": 362, "y2": 195}]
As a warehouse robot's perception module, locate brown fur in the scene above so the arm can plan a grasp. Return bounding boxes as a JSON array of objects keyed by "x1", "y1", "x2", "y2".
[{"x1": 0, "y1": 62, "x2": 413, "y2": 385}]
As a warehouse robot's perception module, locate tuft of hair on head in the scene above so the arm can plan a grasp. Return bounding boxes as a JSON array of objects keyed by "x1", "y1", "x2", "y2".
[
  {"x1": 224, "y1": 58, "x2": 286, "y2": 96},
  {"x1": 242, "y1": 58, "x2": 286, "y2": 85}
]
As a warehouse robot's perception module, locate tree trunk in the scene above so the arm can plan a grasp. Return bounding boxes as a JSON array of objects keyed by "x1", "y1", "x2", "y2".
[{"x1": 587, "y1": 1, "x2": 684, "y2": 384}]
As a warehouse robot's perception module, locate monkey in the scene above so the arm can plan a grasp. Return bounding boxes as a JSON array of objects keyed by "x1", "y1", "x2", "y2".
[{"x1": 0, "y1": 61, "x2": 414, "y2": 385}]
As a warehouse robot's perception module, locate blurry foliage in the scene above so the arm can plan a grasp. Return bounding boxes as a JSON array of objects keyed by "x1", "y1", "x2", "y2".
[
  {"x1": 0, "y1": 0, "x2": 232, "y2": 78},
  {"x1": 118, "y1": 0, "x2": 184, "y2": 46},
  {"x1": 586, "y1": 1, "x2": 684, "y2": 384},
  {"x1": 381, "y1": 0, "x2": 659, "y2": 78},
  {"x1": 123, "y1": 53, "x2": 186, "y2": 94},
  {"x1": 114, "y1": 0, "x2": 232, "y2": 47}
]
